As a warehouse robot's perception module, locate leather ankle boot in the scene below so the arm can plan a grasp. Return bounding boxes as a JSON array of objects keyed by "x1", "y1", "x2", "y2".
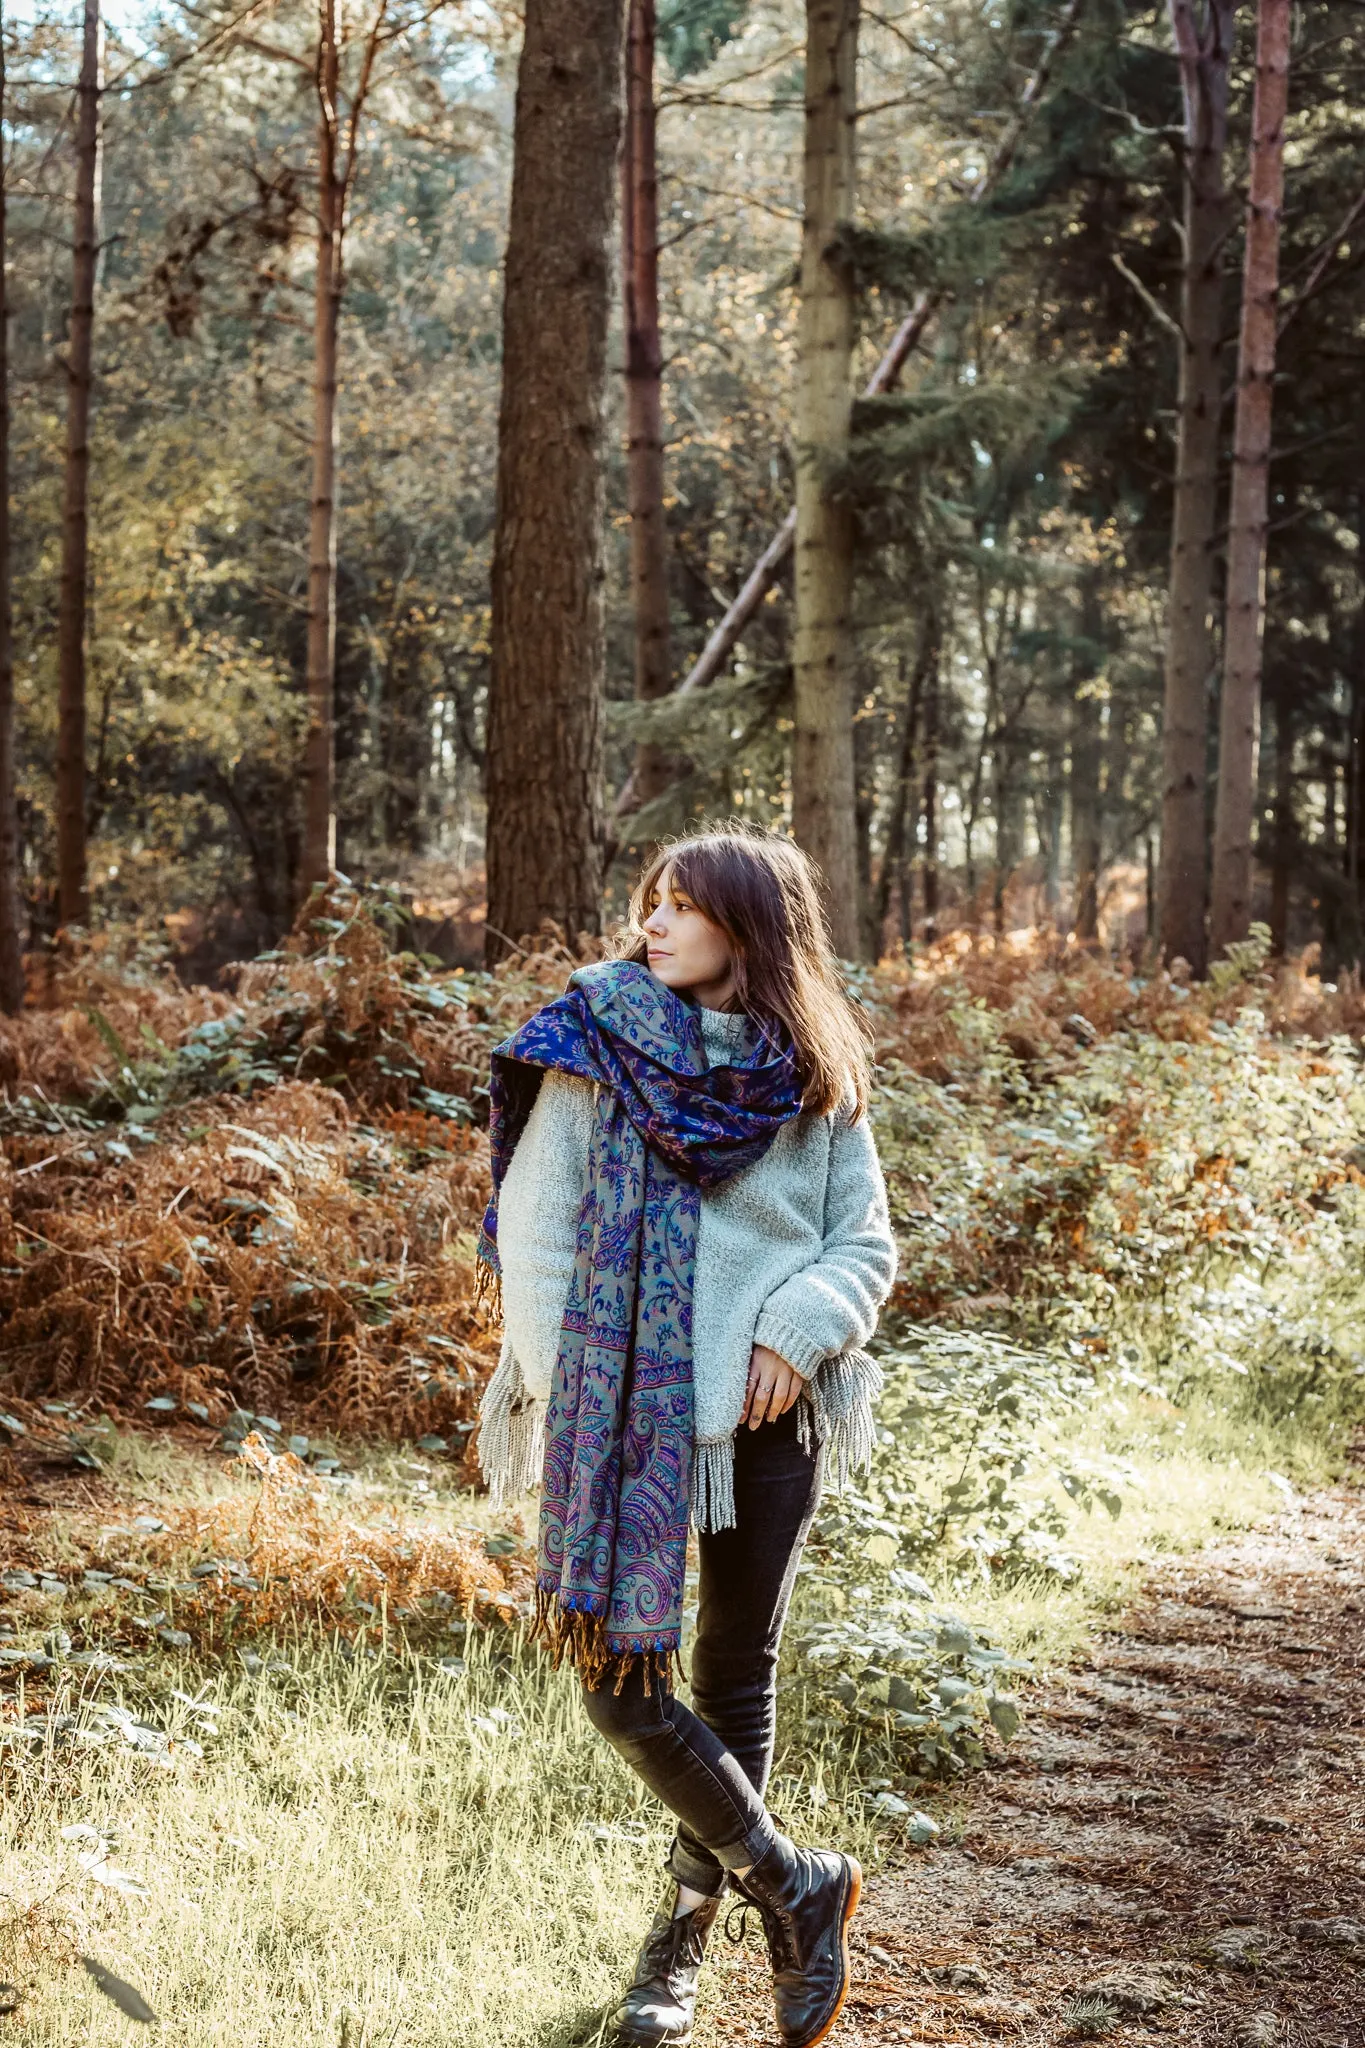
[
  {"x1": 606, "y1": 1881, "x2": 721, "y2": 2047},
  {"x1": 730, "y1": 1836, "x2": 862, "y2": 2048}
]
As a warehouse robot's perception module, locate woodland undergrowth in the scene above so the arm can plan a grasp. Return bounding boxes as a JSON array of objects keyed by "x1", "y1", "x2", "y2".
[{"x1": 1, "y1": 894, "x2": 1364, "y2": 1785}]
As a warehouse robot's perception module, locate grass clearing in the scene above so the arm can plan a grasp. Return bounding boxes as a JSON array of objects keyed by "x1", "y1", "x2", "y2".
[{"x1": 2, "y1": 1373, "x2": 1350, "y2": 2047}]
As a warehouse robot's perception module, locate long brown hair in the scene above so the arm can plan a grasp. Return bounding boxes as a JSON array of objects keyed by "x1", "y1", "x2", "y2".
[{"x1": 613, "y1": 821, "x2": 873, "y2": 1121}]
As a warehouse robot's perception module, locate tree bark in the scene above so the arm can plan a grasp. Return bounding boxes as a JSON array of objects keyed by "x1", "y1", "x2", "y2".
[
  {"x1": 1208, "y1": 0, "x2": 1290, "y2": 958},
  {"x1": 874, "y1": 622, "x2": 934, "y2": 946},
  {"x1": 792, "y1": 0, "x2": 859, "y2": 956},
  {"x1": 1268, "y1": 688, "x2": 1293, "y2": 955},
  {"x1": 485, "y1": 0, "x2": 624, "y2": 963},
  {"x1": 299, "y1": 0, "x2": 343, "y2": 901},
  {"x1": 1071, "y1": 688, "x2": 1102, "y2": 943},
  {"x1": 55, "y1": 0, "x2": 101, "y2": 930},
  {"x1": 1157, "y1": 0, "x2": 1235, "y2": 976},
  {"x1": 0, "y1": 6, "x2": 23, "y2": 1011},
  {"x1": 1071, "y1": 579, "x2": 1104, "y2": 943},
  {"x1": 921, "y1": 652, "x2": 940, "y2": 942},
  {"x1": 622, "y1": 0, "x2": 675, "y2": 816}
]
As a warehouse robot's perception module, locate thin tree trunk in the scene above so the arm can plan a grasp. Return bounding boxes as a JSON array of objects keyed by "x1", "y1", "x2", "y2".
[
  {"x1": 1035, "y1": 752, "x2": 1063, "y2": 922},
  {"x1": 1071, "y1": 579, "x2": 1104, "y2": 943},
  {"x1": 1071, "y1": 691, "x2": 1102, "y2": 943},
  {"x1": 992, "y1": 734, "x2": 1022, "y2": 939},
  {"x1": 55, "y1": 0, "x2": 101, "y2": 930},
  {"x1": 622, "y1": 0, "x2": 675, "y2": 816},
  {"x1": 1268, "y1": 689, "x2": 1293, "y2": 954},
  {"x1": 299, "y1": 0, "x2": 343, "y2": 901},
  {"x1": 921, "y1": 653, "x2": 940, "y2": 942},
  {"x1": 0, "y1": 5, "x2": 23, "y2": 1011},
  {"x1": 485, "y1": 0, "x2": 624, "y2": 963},
  {"x1": 853, "y1": 699, "x2": 878, "y2": 959},
  {"x1": 875, "y1": 624, "x2": 933, "y2": 942},
  {"x1": 1157, "y1": 0, "x2": 1235, "y2": 976},
  {"x1": 792, "y1": 0, "x2": 859, "y2": 955},
  {"x1": 1208, "y1": 0, "x2": 1290, "y2": 958},
  {"x1": 1345, "y1": 493, "x2": 1365, "y2": 965}
]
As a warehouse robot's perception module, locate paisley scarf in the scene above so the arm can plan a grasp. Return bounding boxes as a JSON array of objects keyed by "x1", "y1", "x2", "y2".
[{"x1": 475, "y1": 958, "x2": 803, "y2": 1690}]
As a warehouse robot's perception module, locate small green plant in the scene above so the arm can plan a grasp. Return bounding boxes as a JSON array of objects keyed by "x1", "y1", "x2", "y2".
[{"x1": 1062, "y1": 1994, "x2": 1121, "y2": 2038}]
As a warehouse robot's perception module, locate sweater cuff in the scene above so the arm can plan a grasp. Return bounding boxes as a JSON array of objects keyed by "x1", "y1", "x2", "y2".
[{"x1": 752, "y1": 1306, "x2": 830, "y2": 1380}]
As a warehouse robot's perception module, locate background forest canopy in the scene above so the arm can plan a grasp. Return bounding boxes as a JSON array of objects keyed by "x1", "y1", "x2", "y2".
[{"x1": 1, "y1": 0, "x2": 1364, "y2": 986}]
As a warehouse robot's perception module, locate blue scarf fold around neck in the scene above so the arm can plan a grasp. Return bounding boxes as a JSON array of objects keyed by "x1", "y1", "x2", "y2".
[{"x1": 476, "y1": 958, "x2": 803, "y2": 1690}]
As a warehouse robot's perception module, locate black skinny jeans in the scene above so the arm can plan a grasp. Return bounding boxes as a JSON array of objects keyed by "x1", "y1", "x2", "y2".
[{"x1": 580, "y1": 1402, "x2": 821, "y2": 1896}]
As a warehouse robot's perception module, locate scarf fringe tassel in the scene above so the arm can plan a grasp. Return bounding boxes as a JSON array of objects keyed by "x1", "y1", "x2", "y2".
[
  {"x1": 477, "y1": 1343, "x2": 542, "y2": 1507},
  {"x1": 530, "y1": 1584, "x2": 680, "y2": 1697}
]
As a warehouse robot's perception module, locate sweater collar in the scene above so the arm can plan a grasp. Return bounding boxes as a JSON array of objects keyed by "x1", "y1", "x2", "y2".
[{"x1": 695, "y1": 1004, "x2": 751, "y2": 1064}]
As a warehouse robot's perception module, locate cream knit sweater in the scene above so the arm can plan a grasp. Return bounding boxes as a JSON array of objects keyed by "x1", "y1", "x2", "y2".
[{"x1": 478, "y1": 1003, "x2": 899, "y2": 1530}]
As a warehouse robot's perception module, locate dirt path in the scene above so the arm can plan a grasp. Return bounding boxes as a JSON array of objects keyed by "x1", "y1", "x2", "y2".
[{"x1": 709, "y1": 1484, "x2": 1365, "y2": 2048}]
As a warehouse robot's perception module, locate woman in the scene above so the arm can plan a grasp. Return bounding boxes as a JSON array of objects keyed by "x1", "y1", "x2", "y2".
[{"x1": 476, "y1": 824, "x2": 897, "y2": 2048}]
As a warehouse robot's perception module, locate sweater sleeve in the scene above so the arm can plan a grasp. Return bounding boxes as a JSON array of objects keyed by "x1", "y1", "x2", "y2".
[
  {"x1": 496, "y1": 1070, "x2": 596, "y2": 1402},
  {"x1": 751, "y1": 1102, "x2": 898, "y2": 1379}
]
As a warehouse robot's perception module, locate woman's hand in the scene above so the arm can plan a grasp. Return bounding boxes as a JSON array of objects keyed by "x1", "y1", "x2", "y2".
[{"x1": 740, "y1": 1342, "x2": 806, "y2": 1429}]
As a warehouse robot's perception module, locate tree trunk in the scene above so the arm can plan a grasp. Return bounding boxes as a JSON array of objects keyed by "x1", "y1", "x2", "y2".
[
  {"x1": 921, "y1": 653, "x2": 940, "y2": 942},
  {"x1": 1208, "y1": 0, "x2": 1290, "y2": 959},
  {"x1": 622, "y1": 0, "x2": 675, "y2": 817},
  {"x1": 485, "y1": 0, "x2": 624, "y2": 962},
  {"x1": 992, "y1": 734, "x2": 1023, "y2": 939},
  {"x1": 791, "y1": 0, "x2": 859, "y2": 955},
  {"x1": 1268, "y1": 689, "x2": 1293, "y2": 955},
  {"x1": 1071, "y1": 689, "x2": 1102, "y2": 943},
  {"x1": 1157, "y1": 0, "x2": 1235, "y2": 976},
  {"x1": 55, "y1": 0, "x2": 101, "y2": 930},
  {"x1": 875, "y1": 626, "x2": 933, "y2": 945},
  {"x1": 853, "y1": 699, "x2": 878, "y2": 959},
  {"x1": 299, "y1": 0, "x2": 343, "y2": 901},
  {"x1": 1344, "y1": 493, "x2": 1365, "y2": 967},
  {"x1": 1071, "y1": 580, "x2": 1104, "y2": 943},
  {"x1": 1035, "y1": 753, "x2": 1064, "y2": 922},
  {"x1": 0, "y1": 8, "x2": 22, "y2": 1011}
]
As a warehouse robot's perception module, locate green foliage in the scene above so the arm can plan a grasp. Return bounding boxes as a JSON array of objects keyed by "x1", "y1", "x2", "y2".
[
  {"x1": 659, "y1": 0, "x2": 749, "y2": 77},
  {"x1": 793, "y1": 960, "x2": 1365, "y2": 1770}
]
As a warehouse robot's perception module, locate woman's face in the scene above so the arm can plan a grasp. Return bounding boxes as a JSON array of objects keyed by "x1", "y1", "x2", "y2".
[{"x1": 641, "y1": 863, "x2": 737, "y2": 1004}]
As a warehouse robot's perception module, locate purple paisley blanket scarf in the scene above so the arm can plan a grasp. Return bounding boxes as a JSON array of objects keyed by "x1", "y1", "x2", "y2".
[{"x1": 475, "y1": 958, "x2": 802, "y2": 1691}]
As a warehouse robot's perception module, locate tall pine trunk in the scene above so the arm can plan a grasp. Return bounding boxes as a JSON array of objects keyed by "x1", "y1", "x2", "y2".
[
  {"x1": 1346, "y1": 492, "x2": 1365, "y2": 964},
  {"x1": 792, "y1": 0, "x2": 859, "y2": 956},
  {"x1": 299, "y1": 0, "x2": 343, "y2": 900},
  {"x1": 875, "y1": 623, "x2": 934, "y2": 945},
  {"x1": 485, "y1": 0, "x2": 624, "y2": 963},
  {"x1": 0, "y1": 6, "x2": 22, "y2": 1011},
  {"x1": 622, "y1": 0, "x2": 674, "y2": 815},
  {"x1": 1157, "y1": 0, "x2": 1235, "y2": 975},
  {"x1": 1071, "y1": 693, "x2": 1102, "y2": 943},
  {"x1": 55, "y1": 0, "x2": 101, "y2": 930},
  {"x1": 1268, "y1": 689, "x2": 1293, "y2": 954},
  {"x1": 921, "y1": 655, "x2": 940, "y2": 942},
  {"x1": 1208, "y1": 0, "x2": 1290, "y2": 957},
  {"x1": 1071, "y1": 578, "x2": 1103, "y2": 942}
]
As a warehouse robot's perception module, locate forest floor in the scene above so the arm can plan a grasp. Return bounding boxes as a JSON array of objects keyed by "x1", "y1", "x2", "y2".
[
  {"x1": 705, "y1": 1465, "x2": 1365, "y2": 2048},
  {"x1": 1, "y1": 1426, "x2": 1361, "y2": 2047}
]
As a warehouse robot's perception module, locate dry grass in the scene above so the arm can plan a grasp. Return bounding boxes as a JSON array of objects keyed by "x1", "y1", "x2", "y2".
[{"x1": 1, "y1": 901, "x2": 1361, "y2": 1448}]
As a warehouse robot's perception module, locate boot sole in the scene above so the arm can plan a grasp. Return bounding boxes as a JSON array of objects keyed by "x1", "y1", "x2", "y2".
[{"x1": 793, "y1": 1855, "x2": 862, "y2": 2048}]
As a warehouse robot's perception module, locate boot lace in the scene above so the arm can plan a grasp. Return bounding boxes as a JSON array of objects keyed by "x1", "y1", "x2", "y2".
[
  {"x1": 643, "y1": 1903, "x2": 713, "y2": 1976},
  {"x1": 724, "y1": 1896, "x2": 796, "y2": 1975}
]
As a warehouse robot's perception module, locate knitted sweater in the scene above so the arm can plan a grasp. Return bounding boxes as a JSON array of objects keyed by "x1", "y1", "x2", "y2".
[{"x1": 478, "y1": 1003, "x2": 899, "y2": 1530}]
